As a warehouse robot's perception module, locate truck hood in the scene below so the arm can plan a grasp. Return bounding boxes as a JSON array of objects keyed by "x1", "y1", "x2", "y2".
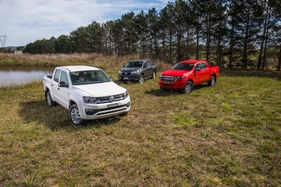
[
  {"x1": 161, "y1": 70, "x2": 191, "y2": 77},
  {"x1": 120, "y1": 67, "x2": 140, "y2": 72},
  {"x1": 73, "y1": 82, "x2": 126, "y2": 97}
]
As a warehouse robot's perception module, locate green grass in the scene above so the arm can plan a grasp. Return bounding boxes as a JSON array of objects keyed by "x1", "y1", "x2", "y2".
[{"x1": 1, "y1": 67, "x2": 281, "y2": 186}]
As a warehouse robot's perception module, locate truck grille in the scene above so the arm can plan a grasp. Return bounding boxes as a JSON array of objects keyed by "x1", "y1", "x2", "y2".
[
  {"x1": 96, "y1": 94, "x2": 125, "y2": 104},
  {"x1": 161, "y1": 76, "x2": 176, "y2": 82},
  {"x1": 122, "y1": 72, "x2": 132, "y2": 76}
]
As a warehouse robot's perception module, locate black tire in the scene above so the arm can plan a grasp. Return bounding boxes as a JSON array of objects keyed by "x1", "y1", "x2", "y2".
[
  {"x1": 182, "y1": 81, "x2": 194, "y2": 93},
  {"x1": 152, "y1": 71, "x2": 156, "y2": 79},
  {"x1": 139, "y1": 75, "x2": 145, "y2": 84},
  {"x1": 208, "y1": 75, "x2": 216, "y2": 86},
  {"x1": 46, "y1": 91, "x2": 55, "y2": 106},
  {"x1": 69, "y1": 104, "x2": 84, "y2": 125}
]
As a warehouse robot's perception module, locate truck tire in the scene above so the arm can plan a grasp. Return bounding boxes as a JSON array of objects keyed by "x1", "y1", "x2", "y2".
[
  {"x1": 46, "y1": 91, "x2": 55, "y2": 106},
  {"x1": 183, "y1": 81, "x2": 194, "y2": 93},
  {"x1": 208, "y1": 75, "x2": 216, "y2": 86},
  {"x1": 69, "y1": 104, "x2": 84, "y2": 125},
  {"x1": 139, "y1": 75, "x2": 145, "y2": 84}
]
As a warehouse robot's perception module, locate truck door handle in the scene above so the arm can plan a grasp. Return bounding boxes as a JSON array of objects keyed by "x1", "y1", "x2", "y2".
[
  {"x1": 57, "y1": 88, "x2": 60, "y2": 90},
  {"x1": 51, "y1": 84, "x2": 53, "y2": 86}
]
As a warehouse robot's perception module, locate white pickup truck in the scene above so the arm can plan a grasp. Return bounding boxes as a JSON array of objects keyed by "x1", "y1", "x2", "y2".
[{"x1": 43, "y1": 66, "x2": 130, "y2": 125}]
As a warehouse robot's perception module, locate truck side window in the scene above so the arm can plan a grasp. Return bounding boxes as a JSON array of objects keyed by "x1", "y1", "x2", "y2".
[
  {"x1": 54, "y1": 70, "x2": 61, "y2": 82},
  {"x1": 195, "y1": 64, "x2": 201, "y2": 70},
  {"x1": 201, "y1": 62, "x2": 207, "y2": 69},
  {"x1": 60, "y1": 71, "x2": 68, "y2": 85}
]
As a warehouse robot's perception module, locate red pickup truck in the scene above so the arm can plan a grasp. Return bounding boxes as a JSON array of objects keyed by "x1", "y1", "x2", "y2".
[{"x1": 159, "y1": 59, "x2": 219, "y2": 93}]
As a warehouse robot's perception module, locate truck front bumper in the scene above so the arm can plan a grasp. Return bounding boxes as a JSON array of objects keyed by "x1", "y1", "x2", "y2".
[
  {"x1": 118, "y1": 73, "x2": 140, "y2": 82},
  {"x1": 78, "y1": 97, "x2": 131, "y2": 120},
  {"x1": 158, "y1": 80, "x2": 186, "y2": 90}
]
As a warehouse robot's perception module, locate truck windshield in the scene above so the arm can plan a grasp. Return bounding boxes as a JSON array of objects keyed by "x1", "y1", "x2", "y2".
[
  {"x1": 70, "y1": 70, "x2": 111, "y2": 85},
  {"x1": 172, "y1": 63, "x2": 194, "y2": 71},
  {"x1": 125, "y1": 61, "x2": 143, "y2": 68}
]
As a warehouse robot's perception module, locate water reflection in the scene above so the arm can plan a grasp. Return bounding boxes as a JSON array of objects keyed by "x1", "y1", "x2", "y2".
[{"x1": 0, "y1": 66, "x2": 54, "y2": 87}]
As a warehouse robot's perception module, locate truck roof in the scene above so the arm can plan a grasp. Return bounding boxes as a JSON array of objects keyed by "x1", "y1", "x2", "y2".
[
  {"x1": 180, "y1": 59, "x2": 208, "y2": 64},
  {"x1": 58, "y1": 66, "x2": 100, "y2": 72},
  {"x1": 129, "y1": 59, "x2": 148, "y2": 63}
]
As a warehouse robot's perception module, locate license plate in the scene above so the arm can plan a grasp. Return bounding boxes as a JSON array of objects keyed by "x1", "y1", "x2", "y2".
[
  {"x1": 164, "y1": 81, "x2": 170, "y2": 84},
  {"x1": 107, "y1": 103, "x2": 120, "y2": 108},
  {"x1": 123, "y1": 77, "x2": 128, "y2": 80}
]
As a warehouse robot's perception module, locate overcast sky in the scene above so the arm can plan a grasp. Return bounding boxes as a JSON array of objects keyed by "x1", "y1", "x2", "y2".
[{"x1": 0, "y1": 0, "x2": 170, "y2": 47}]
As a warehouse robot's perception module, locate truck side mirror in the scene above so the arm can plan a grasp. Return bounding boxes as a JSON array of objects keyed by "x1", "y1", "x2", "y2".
[
  {"x1": 59, "y1": 81, "x2": 68, "y2": 87},
  {"x1": 110, "y1": 77, "x2": 114, "y2": 82}
]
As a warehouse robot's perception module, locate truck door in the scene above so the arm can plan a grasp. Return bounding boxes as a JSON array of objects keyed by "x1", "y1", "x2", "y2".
[
  {"x1": 51, "y1": 69, "x2": 61, "y2": 102},
  {"x1": 200, "y1": 62, "x2": 210, "y2": 82},
  {"x1": 55, "y1": 71, "x2": 70, "y2": 109},
  {"x1": 144, "y1": 61, "x2": 152, "y2": 78},
  {"x1": 193, "y1": 63, "x2": 204, "y2": 84}
]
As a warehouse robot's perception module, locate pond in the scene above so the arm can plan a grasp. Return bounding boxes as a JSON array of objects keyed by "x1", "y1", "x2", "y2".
[{"x1": 0, "y1": 66, "x2": 54, "y2": 87}]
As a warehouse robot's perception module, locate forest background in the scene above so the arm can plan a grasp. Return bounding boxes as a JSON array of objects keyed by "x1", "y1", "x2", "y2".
[{"x1": 3, "y1": 0, "x2": 281, "y2": 70}]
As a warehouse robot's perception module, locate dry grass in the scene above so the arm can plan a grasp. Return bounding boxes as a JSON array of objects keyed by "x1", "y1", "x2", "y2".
[
  {"x1": 0, "y1": 53, "x2": 281, "y2": 186},
  {"x1": 0, "y1": 53, "x2": 171, "y2": 71}
]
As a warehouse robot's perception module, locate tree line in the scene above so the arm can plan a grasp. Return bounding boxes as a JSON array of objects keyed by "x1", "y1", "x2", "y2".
[{"x1": 23, "y1": 0, "x2": 281, "y2": 70}]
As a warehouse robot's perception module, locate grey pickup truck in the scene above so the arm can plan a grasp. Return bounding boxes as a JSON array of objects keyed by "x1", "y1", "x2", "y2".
[{"x1": 118, "y1": 60, "x2": 157, "y2": 83}]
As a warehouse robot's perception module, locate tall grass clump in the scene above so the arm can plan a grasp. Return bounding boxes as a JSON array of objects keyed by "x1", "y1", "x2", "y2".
[{"x1": 0, "y1": 53, "x2": 169, "y2": 69}]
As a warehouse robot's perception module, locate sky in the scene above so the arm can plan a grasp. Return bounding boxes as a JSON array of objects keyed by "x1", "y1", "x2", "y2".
[{"x1": 0, "y1": 0, "x2": 170, "y2": 47}]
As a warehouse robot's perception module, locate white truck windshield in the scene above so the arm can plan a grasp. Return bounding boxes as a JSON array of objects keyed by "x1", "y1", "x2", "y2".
[{"x1": 70, "y1": 70, "x2": 111, "y2": 85}]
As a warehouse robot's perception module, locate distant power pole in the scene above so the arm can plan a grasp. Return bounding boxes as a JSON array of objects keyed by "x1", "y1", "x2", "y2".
[{"x1": 0, "y1": 35, "x2": 7, "y2": 48}]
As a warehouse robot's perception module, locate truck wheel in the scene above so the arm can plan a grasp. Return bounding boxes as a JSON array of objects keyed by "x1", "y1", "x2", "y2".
[
  {"x1": 69, "y1": 104, "x2": 84, "y2": 125},
  {"x1": 46, "y1": 91, "x2": 55, "y2": 106},
  {"x1": 152, "y1": 71, "x2": 156, "y2": 79},
  {"x1": 208, "y1": 75, "x2": 216, "y2": 86},
  {"x1": 183, "y1": 81, "x2": 194, "y2": 93},
  {"x1": 139, "y1": 76, "x2": 145, "y2": 84}
]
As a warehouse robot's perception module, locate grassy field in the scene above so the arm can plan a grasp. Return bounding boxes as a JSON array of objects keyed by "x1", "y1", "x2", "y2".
[{"x1": 0, "y1": 54, "x2": 281, "y2": 186}]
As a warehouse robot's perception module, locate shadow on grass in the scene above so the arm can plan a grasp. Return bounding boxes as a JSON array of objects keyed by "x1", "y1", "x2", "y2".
[
  {"x1": 19, "y1": 100, "x2": 122, "y2": 131},
  {"x1": 117, "y1": 80, "x2": 141, "y2": 85},
  {"x1": 144, "y1": 84, "x2": 209, "y2": 96},
  {"x1": 220, "y1": 68, "x2": 281, "y2": 81}
]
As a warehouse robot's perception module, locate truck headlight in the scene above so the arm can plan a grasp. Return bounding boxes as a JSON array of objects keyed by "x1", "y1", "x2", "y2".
[
  {"x1": 123, "y1": 91, "x2": 129, "y2": 98},
  {"x1": 176, "y1": 76, "x2": 184, "y2": 81},
  {"x1": 83, "y1": 96, "x2": 97, "y2": 104},
  {"x1": 132, "y1": 69, "x2": 141, "y2": 74},
  {"x1": 118, "y1": 70, "x2": 122, "y2": 74}
]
